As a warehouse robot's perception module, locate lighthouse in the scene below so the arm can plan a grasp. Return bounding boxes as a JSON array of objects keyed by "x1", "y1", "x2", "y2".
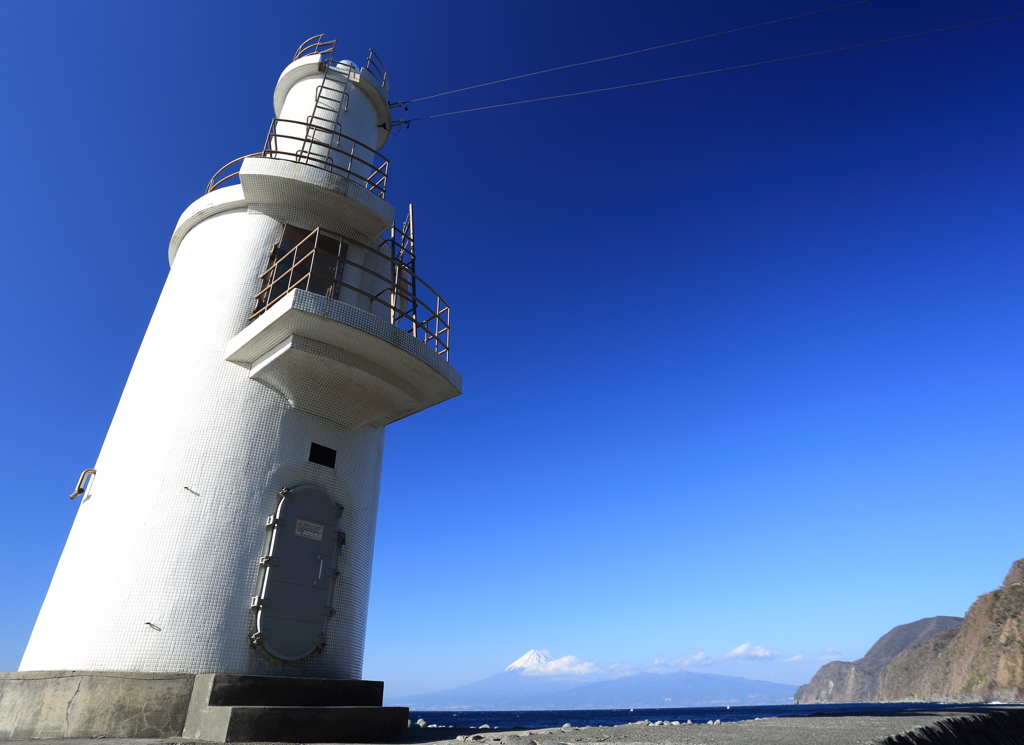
[{"x1": 6, "y1": 36, "x2": 459, "y2": 741}]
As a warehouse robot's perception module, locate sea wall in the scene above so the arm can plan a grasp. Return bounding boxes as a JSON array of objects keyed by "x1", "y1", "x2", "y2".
[{"x1": 873, "y1": 709, "x2": 1024, "y2": 745}]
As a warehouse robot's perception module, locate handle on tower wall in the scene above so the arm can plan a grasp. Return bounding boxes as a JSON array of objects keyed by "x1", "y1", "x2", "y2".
[{"x1": 69, "y1": 468, "x2": 96, "y2": 500}]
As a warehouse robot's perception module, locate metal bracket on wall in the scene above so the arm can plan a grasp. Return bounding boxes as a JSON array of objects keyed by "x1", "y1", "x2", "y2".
[{"x1": 69, "y1": 468, "x2": 97, "y2": 500}]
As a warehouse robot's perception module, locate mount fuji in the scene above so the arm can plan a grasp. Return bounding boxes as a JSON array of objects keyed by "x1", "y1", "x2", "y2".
[{"x1": 387, "y1": 650, "x2": 796, "y2": 710}]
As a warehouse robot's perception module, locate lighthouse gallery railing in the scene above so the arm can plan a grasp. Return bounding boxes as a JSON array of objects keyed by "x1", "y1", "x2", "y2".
[
  {"x1": 206, "y1": 119, "x2": 389, "y2": 197},
  {"x1": 250, "y1": 226, "x2": 450, "y2": 359}
]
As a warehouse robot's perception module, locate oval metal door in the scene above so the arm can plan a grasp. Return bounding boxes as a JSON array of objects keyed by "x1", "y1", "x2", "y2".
[{"x1": 252, "y1": 484, "x2": 341, "y2": 661}]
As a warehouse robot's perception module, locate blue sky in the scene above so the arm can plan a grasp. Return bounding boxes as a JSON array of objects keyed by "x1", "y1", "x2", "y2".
[{"x1": 1, "y1": 0, "x2": 1022, "y2": 697}]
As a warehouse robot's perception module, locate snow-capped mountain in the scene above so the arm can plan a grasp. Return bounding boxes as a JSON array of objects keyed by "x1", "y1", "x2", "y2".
[
  {"x1": 387, "y1": 650, "x2": 796, "y2": 710},
  {"x1": 503, "y1": 649, "x2": 602, "y2": 676},
  {"x1": 505, "y1": 649, "x2": 554, "y2": 672}
]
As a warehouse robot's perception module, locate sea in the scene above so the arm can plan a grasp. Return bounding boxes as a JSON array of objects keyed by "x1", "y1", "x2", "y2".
[{"x1": 407, "y1": 702, "x2": 986, "y2": 730}]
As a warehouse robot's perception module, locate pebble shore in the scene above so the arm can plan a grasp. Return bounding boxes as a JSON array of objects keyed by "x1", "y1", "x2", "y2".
[
  {"x1": 400, "y1": 706, "x2": 1024, "y2": 745},
  {"x1": 4, "y1": 706, "x2": 1022, "y2": 745}
]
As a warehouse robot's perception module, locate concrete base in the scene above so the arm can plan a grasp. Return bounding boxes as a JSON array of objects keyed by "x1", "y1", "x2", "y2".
[
  {"x1": 0, "y1": 672, "x2": 408, "y2": 742},
  {"x1": 0, "y1": 671, "x2": 194, "y2": 739}
]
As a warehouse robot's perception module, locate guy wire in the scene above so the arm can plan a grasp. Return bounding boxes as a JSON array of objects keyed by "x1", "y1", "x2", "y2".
[
  {"x1": 399, "y1": 12, "x2": 1024, "y2": 124},
  {"x1": 408, "y1": 0, "x2": 879, "y2": 104}
]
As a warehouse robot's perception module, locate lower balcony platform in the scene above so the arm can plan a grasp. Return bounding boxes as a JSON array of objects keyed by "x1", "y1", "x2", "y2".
[{"x1": 225, "y1": 289, "x2": 462, "y2": 429}]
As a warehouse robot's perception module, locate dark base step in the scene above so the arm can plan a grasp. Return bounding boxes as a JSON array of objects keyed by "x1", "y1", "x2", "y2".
[
  {"x1": 207, "y1": 674, "x2": 384, "y2": 707},
  {"x1": 220, "y1": 706, "x2": 408, "y2": 743},
  {"x1": 184, "y1": 674, "x2": 408, "y2": 742}
]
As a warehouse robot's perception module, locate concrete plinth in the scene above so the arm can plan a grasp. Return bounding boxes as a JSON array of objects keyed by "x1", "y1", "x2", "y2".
[
  {"x1": 0, "y1": 672, "x2": 407, "y2": 742},
  {"x1": 0, "y1": 671, "x2": 194, "y2": 739}
]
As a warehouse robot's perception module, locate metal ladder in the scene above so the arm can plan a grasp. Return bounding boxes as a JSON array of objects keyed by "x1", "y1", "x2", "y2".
[
  {"x1": 389, "y1": 205, "x2": 417, "y2": 324},
  {"x1": 298, "y1": 59, "x2": 352, "y2": 165}
]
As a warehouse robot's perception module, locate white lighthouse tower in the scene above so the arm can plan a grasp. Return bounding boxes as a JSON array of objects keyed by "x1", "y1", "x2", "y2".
[{"x1": 8, "y1": 36, "x2": 459, "y2": 741}]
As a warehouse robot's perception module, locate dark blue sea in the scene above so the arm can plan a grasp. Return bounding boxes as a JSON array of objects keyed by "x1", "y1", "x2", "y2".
[{"x1": 408, "y1": 702, "x2": 981, "y2": 730}]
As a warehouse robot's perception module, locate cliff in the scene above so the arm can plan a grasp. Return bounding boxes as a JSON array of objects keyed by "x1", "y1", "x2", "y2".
[
  {"x1": 794, "y1": 616, "x2": 962, "y2": 703},
  {"x1": 877, "y1": 559, "x2": 1024, "y2": 702},
  {"x1": 795, "y1": 559, "x2": 1024, "y2": 704}
]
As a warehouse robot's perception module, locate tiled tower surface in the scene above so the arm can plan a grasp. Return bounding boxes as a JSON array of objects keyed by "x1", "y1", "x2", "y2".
[{"x1": 20, "y1": 40, "x2": 460, "y2": 680}]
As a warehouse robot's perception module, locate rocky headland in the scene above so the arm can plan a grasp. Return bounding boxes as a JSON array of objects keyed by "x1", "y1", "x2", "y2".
[{"x1": 796, "y1": 558, "x2": 1024, "y2": 704}]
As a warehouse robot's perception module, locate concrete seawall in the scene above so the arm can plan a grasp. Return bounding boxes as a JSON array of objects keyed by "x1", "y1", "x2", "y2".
[{"x1": 874, "y1": 710, "x2": 1024, "y2": 745}]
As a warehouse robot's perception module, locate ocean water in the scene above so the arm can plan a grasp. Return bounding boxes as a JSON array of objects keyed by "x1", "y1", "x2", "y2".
[{"x1": 408, "y1": 702, "x2": 975, "y2": 730}]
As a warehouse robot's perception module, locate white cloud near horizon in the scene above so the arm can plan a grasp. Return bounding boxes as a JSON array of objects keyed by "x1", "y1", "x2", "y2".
[
  {"x1": 509, "y1": 643, "x2": 787, "y2": 678},
  {"x1": 818, "y1": 647, "x2": 843, "y2": 661},
  {"x1": 528, "y1": 655, "x2": 601, "y2": 676},
  {"x1": 723, "y1": 643, "x2": 778, "y2": 660},
  {"x1": 648, "y1": 643, "x2": 779, "y2": 671}
]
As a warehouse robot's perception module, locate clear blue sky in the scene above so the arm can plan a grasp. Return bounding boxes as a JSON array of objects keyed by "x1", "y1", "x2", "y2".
[{"x1": 1, "y1": 0, "x2": 1022, "y2": 697}]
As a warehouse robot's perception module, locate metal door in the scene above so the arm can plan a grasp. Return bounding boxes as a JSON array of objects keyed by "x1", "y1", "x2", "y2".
[{"x1": 251, "y1": 485, "x2": 342, "y2": 661}]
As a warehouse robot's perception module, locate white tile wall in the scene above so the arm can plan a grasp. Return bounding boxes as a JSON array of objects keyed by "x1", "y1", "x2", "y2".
[{"x1": 21, "y1": 209, "x2": 385, "y2": 679}]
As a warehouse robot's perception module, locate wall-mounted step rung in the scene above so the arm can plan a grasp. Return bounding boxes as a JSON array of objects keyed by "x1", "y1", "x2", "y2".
[
  {"x1": 308, "y1": 113, "x2": 340, "y2": 124},
  {"x1": 295, "y1": 150, "x2": 335, "y2": 166},
  {"x1": 307, "y1": 119, "x2": 341, "y2": 132},
  {"x1": 316, "y1": 96, "x2": 347, "y2": 109}
]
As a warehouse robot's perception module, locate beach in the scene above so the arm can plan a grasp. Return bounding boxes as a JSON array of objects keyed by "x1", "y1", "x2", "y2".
[
  {"x1": 399, "y1": 707, "x2": 1024, "y2": 745},
  {"x1": 5, "y1": 706, "x2": 1023, "y2": 745}
]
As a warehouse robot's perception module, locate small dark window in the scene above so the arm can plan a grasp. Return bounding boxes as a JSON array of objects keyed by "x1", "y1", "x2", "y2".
[{"x1": 309, "y1": 443, "x2": 336, "y2": 469}]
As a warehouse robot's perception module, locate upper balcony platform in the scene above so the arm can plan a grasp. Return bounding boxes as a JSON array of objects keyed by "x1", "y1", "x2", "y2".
[
  {"x1": 207, "y1": 117, "x2": 395, "y2": 237},
  {"x1": 170, "y1": 120, "x2": 397, "y2": 264}
]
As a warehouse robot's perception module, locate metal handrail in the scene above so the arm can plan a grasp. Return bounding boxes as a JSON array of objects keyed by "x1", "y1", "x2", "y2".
[
  {"x1": 264, "y1": 119, "x2": 389, "y2": 197},
  {"x1": 206, "y1": 153, "x2": 262, "y2": 193},
  {"x1": 251, "y1": 227, "x2": 450, "y2": 358},
  {"x1": 364, "y1": 49, "x2": 389, "y2": 93},
  {"x1": 206, "y1": 121, "x2": 389, "y2": 197},
  {"x1": 295, "y1": 34, "x2": 336, "y2": 61}
]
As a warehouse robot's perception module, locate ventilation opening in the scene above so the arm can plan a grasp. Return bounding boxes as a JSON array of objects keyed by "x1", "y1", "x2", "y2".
[{"x1": 309, "y1": 443, "x2": 336, "y2": 469}]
